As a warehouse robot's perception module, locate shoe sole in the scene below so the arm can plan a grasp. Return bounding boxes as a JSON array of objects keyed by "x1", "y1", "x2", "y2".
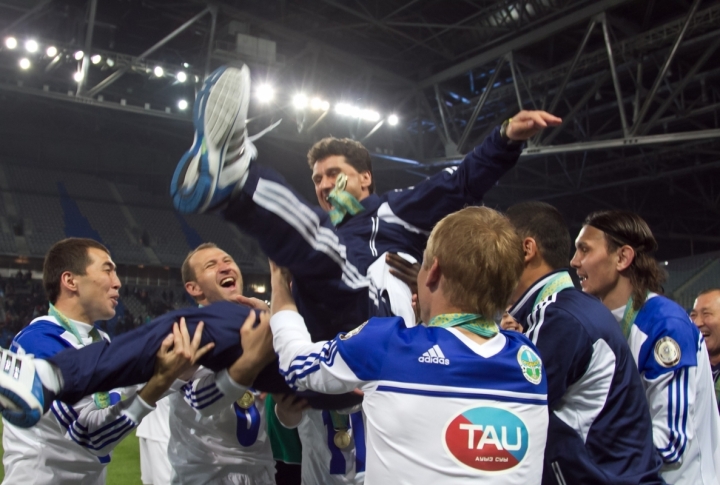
[{"x1": 172, "y1": 66, "x2": 249, "y2": 213}]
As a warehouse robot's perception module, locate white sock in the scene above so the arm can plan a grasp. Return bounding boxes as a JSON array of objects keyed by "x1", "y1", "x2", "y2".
[{"x1": 34, "y1": 360, "x2": 64, "y2": 394}]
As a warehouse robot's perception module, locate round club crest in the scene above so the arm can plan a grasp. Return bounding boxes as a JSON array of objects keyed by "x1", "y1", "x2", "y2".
[
  {"x1": 654, "y1": 337, "x2": 681, "y2": 368},
  {"x1": 443, "y1": 406, "x2": 529, "y2": 472},
  {"x1": 517, "y1": 345, "x2": 542, "y2": 385}
]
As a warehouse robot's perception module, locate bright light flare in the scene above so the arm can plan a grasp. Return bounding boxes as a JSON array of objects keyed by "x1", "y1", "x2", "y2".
[
  {"x1": 90, "y1": 54, "x2": 102, "y2": 64},
  {"x1": 5, "y1": 37, "x2": 17, "y2": 49},
  {"x1": 46, "y1": 46, "x2": 57, "y2": 57},
  {"x1": 388, "y1": 114, "x2": 399, "y2": 126},
  {"x1": 73, "y1": 71, "x2": 84, "y2": 82},
  {"x1": 293, "y1": 93, "x2": 308, "y2": 109},
  {"x1": 361, "y1": 109, "x2": 380, "y2": 122},
  {"x1": 310, "y1": 97, "x2": 329, "y2": 111},
  {"x1": 176, "y1": 71, "x2": 187, "y2": 83},
  {"x1": 19, "y1": 58, "x2": 30, "y2": 70},
  {"x1": 74, "y1": 50, "x2": 84, "y2": 60},
  {"x1": 256, "y1": 84, "x2": 274, "y2": 103},
  {"x1": 153, "y1": 66, "x2": 164, "y2": 77},
  {"x1": 178, "y1": 99, "x2": 188, "y2": 110},
  {"x1": 106, "y1": 58, "x2": 115, "y2": 67},
  {"x1": 25, "y1": 40, "x2": 38, "y2": 53}
]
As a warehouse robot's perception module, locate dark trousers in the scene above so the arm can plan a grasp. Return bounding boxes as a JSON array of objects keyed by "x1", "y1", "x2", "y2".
[{"x1": 47, "y1": 301, "x2": 359, "y2": 409}]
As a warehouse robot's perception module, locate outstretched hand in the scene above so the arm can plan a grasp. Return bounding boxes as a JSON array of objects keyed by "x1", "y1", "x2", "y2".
[{"x1": 505, "y1": 110, "x2": 562, "y2": 141}]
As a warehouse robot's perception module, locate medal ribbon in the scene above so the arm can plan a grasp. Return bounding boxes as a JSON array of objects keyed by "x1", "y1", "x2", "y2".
[
  {"x1": 532, "y1": 271, "x2": 575, "y2": 309},
  {"x1": 619, "y1": 292, "x2": 649, "y2": 340},
  {"x1": 713, "y1": 371, "x2": 720, "y2": 410},
  {"x1": 327, "y1": 173, "x2": 365, "y2": 226},
  {"x1": 428, "y1": 313, "x2": 498, "y2": 338},
  {"x1": 48, "y1": 303, "x2": 110, "y2": 408},
  {"x1": 329, "y1": 410, "x2": 350, "y2": 431}
]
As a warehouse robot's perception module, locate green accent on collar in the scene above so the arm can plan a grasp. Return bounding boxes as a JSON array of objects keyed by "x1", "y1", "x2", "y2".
[
  {"x1": 428, "y1": 313, "x2": 499, "y2": 338},
  {"x1": 327, "y1": 173, "x2": 365, "y2": 226},
  {"x1": 48, "y1": 303, "x2": 109, "y2": 407},
  {"x1": 532, "y1": 271, "x2": 575, "y2": 309},
  {"x1": 619, "y1": 292, "x2": 648, "y2": 340}
]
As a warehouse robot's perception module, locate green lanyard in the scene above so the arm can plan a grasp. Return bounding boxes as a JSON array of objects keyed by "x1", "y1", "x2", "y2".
[
  {"x1": 327, "y1": 173, "x2": 365, "y2": 226},
  {"x1": 428, "y1": 313, "x2": 498, "y2": 338},
  {"x1": 532, "y1": 271, "x2": 575, "y2": 309},
  {"x1": 619, "y1": 293, "x2": 648, "y2": 340},
  {"x1": 48, "y1": 303, "x2": 111, "y2": 408},
  {"x1": 714, "y1": 372, "x2": 720, "y2": 411}
]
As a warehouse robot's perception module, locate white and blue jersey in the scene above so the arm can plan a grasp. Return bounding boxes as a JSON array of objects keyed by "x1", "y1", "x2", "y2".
[
  {"x1": 166, "y1": 367, "x2": 276, "y2": 485},
  {"x1": 508, "y1": 270, "x2": 664, "y2": 484},
  {"x1": 612, "y1": 294, "x2": 720, "y2": 485},
  {"x1": 2, "y1": 316, "x2": 153, "y2": 485},
  {"x1": 271, "y1": 311, "x2": 548, "y2": 485},
  {"x1": 225, "y1": 127, "x2": 521, "y2": 341}
]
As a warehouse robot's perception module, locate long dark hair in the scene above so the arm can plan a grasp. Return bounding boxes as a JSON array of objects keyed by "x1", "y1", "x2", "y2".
[{"x1": 584, "y1": 210, "x2": 666, "y2": 310}]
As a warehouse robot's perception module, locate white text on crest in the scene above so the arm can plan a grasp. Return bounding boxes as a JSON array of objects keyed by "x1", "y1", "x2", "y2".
[{"x1": 458, "y1": 424, "x2": 522, "y2": 451}]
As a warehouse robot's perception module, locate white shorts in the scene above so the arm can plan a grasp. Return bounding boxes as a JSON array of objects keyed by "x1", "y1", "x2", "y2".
[{"x1": 140, "y1": 437, "x2": 173, "y2": 485}]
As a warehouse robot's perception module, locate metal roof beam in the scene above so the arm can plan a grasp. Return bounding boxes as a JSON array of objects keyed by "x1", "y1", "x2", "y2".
[{"x1": 418, "y1": 0, "x2": 632, "y2": 88}]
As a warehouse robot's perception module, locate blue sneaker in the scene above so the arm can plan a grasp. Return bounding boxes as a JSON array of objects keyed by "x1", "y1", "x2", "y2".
[
  {"x1": 171, "y1": 65, "x2": 255, "y2": 213},
  {"x1": 0, "y1": 349, "x2": 45, "y2": 428}
]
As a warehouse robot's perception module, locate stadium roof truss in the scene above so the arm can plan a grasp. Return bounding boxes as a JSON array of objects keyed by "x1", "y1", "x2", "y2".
[{"x1": 0, "y1": 0, "x2": 718, "y2": 258}]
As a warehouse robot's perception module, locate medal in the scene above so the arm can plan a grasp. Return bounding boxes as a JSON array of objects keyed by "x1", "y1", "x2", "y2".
[
  {"x1": 334, "y1": 429, "x2": 352, "y2": 449},
  {"x1": 237, "y1": 391, "x2": 255, "y2": 409}
]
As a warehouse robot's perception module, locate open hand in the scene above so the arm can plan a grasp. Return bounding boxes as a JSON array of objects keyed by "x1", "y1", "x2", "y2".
[{"x1": 505, "y1": 110, "x2": 562, "y2": 141}]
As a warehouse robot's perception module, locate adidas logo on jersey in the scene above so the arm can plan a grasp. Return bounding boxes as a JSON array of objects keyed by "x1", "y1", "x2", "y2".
[{"x1": 419, "y1": 345, "x2": 450, "y2": 365}]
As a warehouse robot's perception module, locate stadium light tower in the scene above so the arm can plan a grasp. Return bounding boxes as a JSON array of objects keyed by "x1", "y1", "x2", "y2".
[{"x1": 5, "y1": 37, "x2": 17, "y2": 49}]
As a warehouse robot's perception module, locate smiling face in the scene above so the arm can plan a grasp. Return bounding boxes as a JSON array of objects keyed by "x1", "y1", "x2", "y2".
[
  {"x1": 74, "y1": 247, "x2": 121, "y2": 322},
  {"x1": 311, "y1": 155, "x2": 372, "y2": 212},
  {"x1": 185, "y1": 247, "x2": 243, "y2": 305},
  {"x1": 692, "y1": 290, "x2": 720, "y2": 361},
  {"x1": 570, "y1": 225, "x2": 621, "y2": 300}
]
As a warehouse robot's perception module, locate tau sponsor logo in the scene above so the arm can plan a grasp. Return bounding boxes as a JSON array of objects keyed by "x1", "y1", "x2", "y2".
[{"x1": 443, "y1": 406, "x2": 529, "y2": 472}]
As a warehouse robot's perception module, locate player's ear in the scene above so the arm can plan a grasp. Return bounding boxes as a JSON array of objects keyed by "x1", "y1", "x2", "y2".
[
  {"x1": 185, "y1": 281, "x2": 203, "y2": 300},
  {"x1": 425, "y1": 258, "x2": 441, "y2": 288}
]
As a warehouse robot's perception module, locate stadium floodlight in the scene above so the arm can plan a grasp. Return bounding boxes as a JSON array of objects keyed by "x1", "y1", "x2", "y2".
[
  {"x1": 153, "y1": 66, "x2": 164, "y2": 77},
  {"x1": 361, "y1": 109, "x2": 380, "y2": 122},
  {"x1": 183, "y1": 62, "x2": 190, "y2": 68},
  {"x1": 311, "y1": 97, "x2": 329, "y2": 111},
  {"x1": 90, "y1": 54, "x2": 102, "y2": 64},
  {"x1": 25, "y1": 40, "x2": 38, "y2": 53},
  {"x1": 256, "y1": 83, "x2": 274, "y2": 103},
  {"x1": 388, "y1": 114, "x2": 399, "y2": 126},
  {"x1": 19, "y1": 58, "x2": 30, "y2": 70},
  {"x1": 46, "y1": 46, "x2": 57, "y2": 57},
  {"x1": 335, "y1": 103, "x2": 352, "y2": 116},
  {"x1": 5, "y1": 37, "x2": 17, "y2": 49},
  {"x1": 176, "y1": 71, "x2": 187, "y2": 83},
  {"x1": 293, "y1": 93, "x2": 308, "y2": 109},
  {"x1": 106, "y1": 58, "x2": 115, "y2": 67},
  {"x1": 178, "y1": 99, "x2": 188, "y2": 110},
  {"x1": 74, "y1": 50, "x2": 84, "y2": 60},
  {"x1": 73, "y1": 71, "x2": 83, "y2": 82}
]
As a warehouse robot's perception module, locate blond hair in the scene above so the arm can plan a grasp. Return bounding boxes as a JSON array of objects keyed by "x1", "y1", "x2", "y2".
[{"x1": 424, "y1": 207, "x2": 523, "y2": 317}]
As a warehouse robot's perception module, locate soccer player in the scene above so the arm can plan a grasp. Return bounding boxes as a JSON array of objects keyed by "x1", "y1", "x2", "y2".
[
  {"x1": 0, "y1": 63, "x2": 559, "y2": 427},
  {"x1": 691, "y1": 288, "x2": 720, "y2": 414},
  {"x1": 245, "y1": 207, "x2": 549, "y2": 484},
  {"x1": 504, "y1": 202, "x2": 664, "y2": 484},
  {"x1": 170, "y1": 64, "x2": 561, "y2": 341},
  {"x1": 1, "y1": 238, "x2": 208, "y2": 485},
  {"x1": 166, "y1": 243, "x2": 276, "y2": 484},
  {"x1": 571, "y1": 210, "x2": 720, "y2": 485}
]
